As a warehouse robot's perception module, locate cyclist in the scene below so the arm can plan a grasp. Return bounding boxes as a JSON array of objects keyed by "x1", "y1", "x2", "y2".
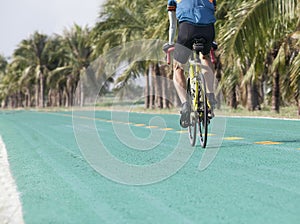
[{"x1": 164, "y1": 0, "x2": 217, "y2": 128}]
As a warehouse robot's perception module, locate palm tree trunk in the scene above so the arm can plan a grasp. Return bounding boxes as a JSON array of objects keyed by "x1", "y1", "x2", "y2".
[
  {"x1": 66, "y1": 75, "x2": 74, "y2": 107},
  {"x1": 39, "y1": 73, "x2": 45, "y2": 107},
  {"x1": 154, "y1": 63, "x2": 162, "y2": 109},
  {"x1": 58, "y1": 88, "x2": 63, "y2": 106},
  {"x1": 272, "y1": 70, "x2": 280, "y2": 113},
  {"x1": 160, "y1": 65, "x2": 169, "y2": 109},
  {"x1": 35, "y1": 83, "x2": 39, "y2": 107},
  {"x1": 80, "y1": 80, "x2": 84, "y2": 107},
  {"x1": 17, "y1": 91, "x2": 23, "y2": 107},
  {"x1": 253, "y1": 82, "x2": 261, "y2": 110},
  {"x1": 229, "y1": 86, "x2": 237, "y2": 109},
  {"x1": 298, "y1": 99, "x2": 300, "y2": 116},
  {"x1": 144, "y1": 68, "x2": 150, "y2": 109},
  {"x1": 246, "y1": 83, "x2": 252, "y2": 111},
  {"x1": 25, "y1": 87, "x2": 31, "y2": 107},
  {"x1": 24, "y1": 93, "x2": 28, "y2": 107},
  {"x1": 149, "y1": 63, "x2": 155, "y2": 109},
  {"x1": 1, "y1": 97, "x2": 8, "y2": 108},
  {"x1": 246, "y1": 81, "x2": 260, "y2": 111},
  {"x1": 48, "y1": 89, "x2": 52, "y2": 107},
  {"x1": 64, "y1": 88, "x2": 69, "y2": 107},
  {"x1": 215, "y1": 55, "x2": 222, "y2": 109}
]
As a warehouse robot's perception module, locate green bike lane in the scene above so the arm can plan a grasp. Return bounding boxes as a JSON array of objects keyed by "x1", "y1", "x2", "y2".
[{"x1": 0, "y1": 110, "x2": 299, "y2": 224}]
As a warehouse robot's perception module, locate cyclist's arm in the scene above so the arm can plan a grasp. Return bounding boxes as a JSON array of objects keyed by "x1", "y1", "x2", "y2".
[
  {"x1": 213, "y1": 0, "x2": 217, "y2": 11},
  {"x1": 168, "y1": 11, "x2": 177, "y2": 45},
  {"x1": 167, "y1": 1, "x2": 177, "y2": 45}
]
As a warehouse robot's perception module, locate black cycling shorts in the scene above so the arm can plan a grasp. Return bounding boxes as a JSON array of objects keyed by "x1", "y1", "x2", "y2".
[{"x1": 174, "y1": 22, "x2": 215, "y2": 64}]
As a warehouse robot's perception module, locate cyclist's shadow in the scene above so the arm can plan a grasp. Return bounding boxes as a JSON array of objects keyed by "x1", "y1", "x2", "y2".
[{"x1": 196, "y1": 115, "x2": 226, "y2": 170}]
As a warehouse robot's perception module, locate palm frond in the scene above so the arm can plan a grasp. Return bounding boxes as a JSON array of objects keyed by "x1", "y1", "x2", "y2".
[{"x1": 220, "y1": 0, "x2": 298, "y2": 63}]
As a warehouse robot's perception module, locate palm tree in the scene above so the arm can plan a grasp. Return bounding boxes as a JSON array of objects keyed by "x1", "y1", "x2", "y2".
[
  {"x1": 92, "y1": 0, "x2": 174, "y2": 109},
  {"x1": 0, "y1": 55, "x2": 7, "y2": 72},
  {"x1": 291, "y1": 52, "x2": 300, "y2": 115},
  {"x1": 282, "y1": 34, "x2": 300, "y2": 103},
  {"x1": 12, "y1": 32, "x2": 53, "y2": 107},
  {"x1": 218, "y1": 0, "x2": 299, "y2": 111},
  {"x1": 0, "y1": 55, "x2": 8, "y2": 107},
  {"x1": 91, "y1": 0, "x2": 148, "y2": 106},
  {"x1": 58, "y1": 24, "x2": 93, "y2": 107},
  {"x1": 92, "y1": 0, "x2": 147, "y2": 55},
  {"x1": 45, "y1": 35, "x2": 68, "y2": 107},
  {"x1": 0, "y1": 57, "x2": 28, "y2": 108}
]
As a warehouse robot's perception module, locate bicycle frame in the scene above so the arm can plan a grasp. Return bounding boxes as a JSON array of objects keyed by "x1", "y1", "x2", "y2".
[
  {"x1": 189, "y1": 51, "x2": 201, "y2": 112},
  {"x1": 166, "y1": 44, "x2": 214, "y2": 148},
  {"x1": 166, "y1": 45, "x2": 215, "y2": 113}
]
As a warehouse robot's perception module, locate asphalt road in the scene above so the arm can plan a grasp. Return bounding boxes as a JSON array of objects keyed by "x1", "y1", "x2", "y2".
[{"x1": 0, "y1": 110, "x2": 299, "y2": 224}]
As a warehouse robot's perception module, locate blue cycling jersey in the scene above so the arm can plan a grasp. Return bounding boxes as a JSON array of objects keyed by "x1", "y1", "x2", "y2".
[{"x1": 168, "y1": 0, "x2": 216, "y2": 25}]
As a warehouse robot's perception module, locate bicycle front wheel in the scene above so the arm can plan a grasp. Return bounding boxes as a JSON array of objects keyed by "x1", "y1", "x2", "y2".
[
  {"x1": 188, "y1": 111, "x2": 197, "y2": 146},
  {"x1": 198, "y1": 73, "x2": 208, "y2": 148}
]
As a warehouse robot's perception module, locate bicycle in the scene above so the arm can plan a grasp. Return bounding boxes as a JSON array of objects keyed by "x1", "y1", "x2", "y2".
[{"x1": 165, "y1": 39, "x2": 217, "y2": 148}]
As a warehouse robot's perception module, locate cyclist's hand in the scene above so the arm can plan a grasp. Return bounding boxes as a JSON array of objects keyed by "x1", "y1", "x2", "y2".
[
  {"x1": 212, "y1": 41, "x2": 218, "y2": 50},
  {"x1": 163, "y1": 43, "x2": 174, "y2": 53}
]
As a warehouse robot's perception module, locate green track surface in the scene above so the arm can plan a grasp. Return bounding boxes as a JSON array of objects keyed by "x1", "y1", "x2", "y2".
[{"x1": 0, "y1": 110, "x2": 299, "y2": 224}]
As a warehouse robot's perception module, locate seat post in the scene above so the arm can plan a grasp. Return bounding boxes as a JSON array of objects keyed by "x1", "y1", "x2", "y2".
[{"x1": 194, "y1": 51, "x2": 200, "y2": 63}]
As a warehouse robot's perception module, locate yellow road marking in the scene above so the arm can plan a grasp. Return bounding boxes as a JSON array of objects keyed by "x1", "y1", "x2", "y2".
[
  {"x1": 108, "y1": 120, "x2": 123, "y2": 124},
  {"x1": 177, "y1": 130, "x2": 188, "y2": 134},
  {"x1": 161, "y1": 128, "x2": 174, "y2": 131},
  {"x1": 146, "y1": 126, "x2": 158, "y2": 129},
  {"x1": 224, "y1": 137, "x2": 244, "y2": 140},
  {"x1": 255, "y1": 141, "x2": 282, "y2": 145},
  {"x1": 95, "y1": 118, "x2": 106, "y2": 122},
  {"x1": 134, "y1": 124, "x2": 146, "y2": 127}
]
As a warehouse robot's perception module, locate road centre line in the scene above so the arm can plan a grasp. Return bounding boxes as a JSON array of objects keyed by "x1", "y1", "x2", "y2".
[
  {"x1": 255, "y1": 141, "x2": 282, "y2": 145},
  {"x1": 224, "y1": 137, "x2": 244, "y2": 140},
  {"x1": 47, "y1": 112, "x2": 298, "y2": 149}
]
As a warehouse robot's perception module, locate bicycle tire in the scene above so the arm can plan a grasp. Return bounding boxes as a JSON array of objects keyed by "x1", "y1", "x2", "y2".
[
  {"x1": 197, "y1": 73, "x2": 208, "y2": 148},
  {"x1": 186, "y1": 78, "x2": 197, "y2": 146},
  {"x1": 188, "y1": 111, "x2": 197, "y2": 146}
]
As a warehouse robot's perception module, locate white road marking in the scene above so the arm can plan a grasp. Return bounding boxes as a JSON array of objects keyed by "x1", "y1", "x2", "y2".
[{"x1": 0, "y1": 136, "x2": 24, "y2": 224}]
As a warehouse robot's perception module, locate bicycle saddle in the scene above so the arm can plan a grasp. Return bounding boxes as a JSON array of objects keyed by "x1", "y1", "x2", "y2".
[{"x1": 193, "y1": 38, "x2": 207, "y2": 53}]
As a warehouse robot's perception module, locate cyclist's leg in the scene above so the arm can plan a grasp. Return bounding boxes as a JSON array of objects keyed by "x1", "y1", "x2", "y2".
[
  {"x1": 201, "y1": 53, "x2": 215, "y2": 94},
  {"x1": 173, "y1": 60, "x2": 190, "y2": 128},
  {"x1": 201, "y1": 53, "x2": 217, "y2": 117},
  {"x1": 201, "y1": 54, "x2": 216, "y2": 104},
  {"x1": 173, "y1": 22, "x2": 193, "y2": 128},
  {"x1": 173, "y1": 22, "x2": 193, "y2": 102},
  {"x1": 173, "y1": 60, "x2": 186, "y2": 103}
]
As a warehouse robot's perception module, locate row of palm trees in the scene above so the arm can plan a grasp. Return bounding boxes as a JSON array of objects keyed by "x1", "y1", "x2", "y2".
[
  {"x1": 218, "y1": 0, "x2": 300, "y2": 114},
  {"x1": 0, "y1": 0, "x2": 299, "y2": 114}
]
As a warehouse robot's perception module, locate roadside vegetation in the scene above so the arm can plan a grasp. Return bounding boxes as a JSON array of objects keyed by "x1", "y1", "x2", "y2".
[{"x1": 0, "y1": 0, "x2": 299, "y2": 116}]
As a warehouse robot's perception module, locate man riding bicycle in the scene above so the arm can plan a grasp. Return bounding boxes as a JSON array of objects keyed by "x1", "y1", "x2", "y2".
[{"x1": 164, "y1": 0, "x2": 217, "y2": 128}]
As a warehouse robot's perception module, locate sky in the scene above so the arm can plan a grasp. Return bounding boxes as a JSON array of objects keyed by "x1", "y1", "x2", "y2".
[{"x1": 0, "y1": 0, "x2": 107, "y2": 57}]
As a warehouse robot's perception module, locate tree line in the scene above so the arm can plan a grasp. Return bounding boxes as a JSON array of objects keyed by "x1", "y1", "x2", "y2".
[{"x1": 0, "y1": 0, "x2": 299, "y2": 114}]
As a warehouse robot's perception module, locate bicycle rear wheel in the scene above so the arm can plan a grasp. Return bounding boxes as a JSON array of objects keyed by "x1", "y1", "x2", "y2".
[{"x1": 197, "y1": 73, "x2": 208, "y2": 148}]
